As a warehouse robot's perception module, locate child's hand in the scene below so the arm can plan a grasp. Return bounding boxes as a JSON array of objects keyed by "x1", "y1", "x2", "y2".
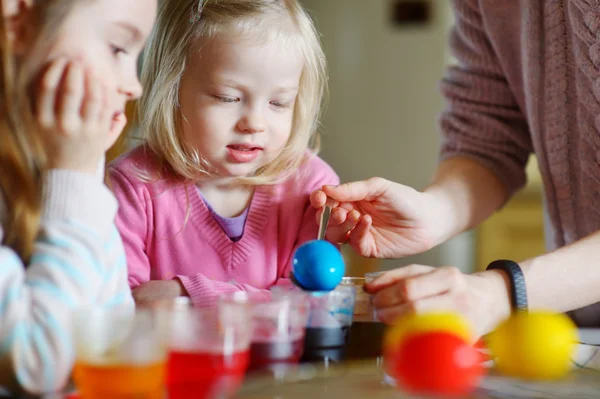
[
  {"x1": 35, "y1": 58, "x2": 122, "y2": 175},
  {"x1": 132, "y1": 279, "x2": 187, "y2": 306}
]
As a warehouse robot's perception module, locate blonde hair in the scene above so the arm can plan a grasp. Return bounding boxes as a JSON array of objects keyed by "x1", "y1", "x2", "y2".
[
  {"x1": 0, "y1": 0, "x2": 80, "y2": 262},
  {"x1": 138, "y1": 0, "x2": 327, "y2": 185}
]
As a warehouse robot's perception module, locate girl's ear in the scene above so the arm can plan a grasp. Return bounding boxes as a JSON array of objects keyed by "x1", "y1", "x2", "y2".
[{"x1": 4, "y1": 0, "x2": 34, "y2": 53}]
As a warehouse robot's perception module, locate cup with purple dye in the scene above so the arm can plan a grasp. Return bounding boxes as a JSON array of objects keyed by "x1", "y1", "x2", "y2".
[
  {"x1": 299, "y1": 285, "x2": 356, "y2": 365},
  {"x1": 235, "y1": 291, "x2": 309, "y2": 373}
]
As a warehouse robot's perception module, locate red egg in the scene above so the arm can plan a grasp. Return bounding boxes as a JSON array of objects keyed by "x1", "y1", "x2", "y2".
[{"x1": 394, "y1": 331, "x2": 484, "y2": 397}]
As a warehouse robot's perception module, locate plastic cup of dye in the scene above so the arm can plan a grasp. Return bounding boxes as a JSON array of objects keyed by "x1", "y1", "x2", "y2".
[
  {"x1": 230, "y1": 292, "x2": 309, "y2": 374},
  {"x1": 340, "y1": 277, "x2": 378, "y2": 322},
  {"x1": 364, "y1": 271, "x2": 385, "y2": 283},
  {"x1": 161, "y1": 297, "x2": 252, "y2": 399},
  {"x1": 299, "y1": 285, "x2": 356, "y2": 365},
  {"x1": 340, "y1": 277, "x2": 389, "y2": 363},
  {"x1": 363, "y1": 272, "x2": 387, "y2": 322},
  {"x1": 72, "y1": 306, "x2": 167, "y2": 399}
]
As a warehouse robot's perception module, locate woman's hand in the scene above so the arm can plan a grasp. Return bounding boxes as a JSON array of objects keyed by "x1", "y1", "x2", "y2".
[
  {"x1": 310, "y1": 178, "x2": 454, "y2": 258},
  {"x1": 365, "y1": 265, "x2": 512, "y2": 338}
]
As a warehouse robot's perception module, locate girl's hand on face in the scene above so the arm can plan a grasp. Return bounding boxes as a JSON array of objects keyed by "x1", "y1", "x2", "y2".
[
  {"x1": 365, "y1": 265, "x2": 511, "y2": 338},
  {"x1": 310, "y1": 178, "x2": 451, "y2": 259},
  {"x1": 35, "y1": 58, "x2": 118, "y2": 175}
]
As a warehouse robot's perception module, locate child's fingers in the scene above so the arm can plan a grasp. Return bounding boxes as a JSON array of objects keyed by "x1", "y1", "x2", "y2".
[
  {"x1": 81, "y1": 68, "x2": 103, "y2": 127},
  {"x1": 57, "y1": 61, "x2": 85, "y2": 135},
  {"x1": 36, "y1": 58, "x2": 68, "y2": 130},
  {"x1": 98, "y1": 82, "x2": 114, "y2": 134}
]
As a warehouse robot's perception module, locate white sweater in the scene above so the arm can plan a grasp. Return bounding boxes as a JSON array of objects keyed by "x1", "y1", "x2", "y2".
[{"x1": 0, "y1": 164, "x2": 133, "y2": 395}]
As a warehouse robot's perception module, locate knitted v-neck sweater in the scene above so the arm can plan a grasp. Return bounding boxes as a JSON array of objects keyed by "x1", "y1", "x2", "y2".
[
  {"x1": 440, "y1": 0, "x2": 600, "y2": 325},
  {"x1": 109, "y1": 146, "x2": 339, "y2": 307}
]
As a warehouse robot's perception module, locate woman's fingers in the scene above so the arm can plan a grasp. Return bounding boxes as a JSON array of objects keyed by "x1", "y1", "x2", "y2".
[
  {"x1": 347, "y1": 215, "x2": 372, "y2": 254},
  {"x1": 310, "y1": 189, "x2": 327, "y2": 209},
  {"x1": 366, "y1": 264, "x2": 433, "y2": 293},
  {"x1": 371, "y1": 266, "x2": 464, "y2": 306},
  {"x1": 324, "y1": 209, "x2": 360, "y2": 243},
  {"x1": 322, "y1": 177, "x2": 392, "y2": 202},
  {"x1": 376, "y1": 292, "x2": 459, "y2": 325}
]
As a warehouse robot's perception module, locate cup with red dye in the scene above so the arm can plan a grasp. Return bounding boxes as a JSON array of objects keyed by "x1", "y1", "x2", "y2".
[{"x1": 162, "y1": 298, "x2": 252, "y2": 399}]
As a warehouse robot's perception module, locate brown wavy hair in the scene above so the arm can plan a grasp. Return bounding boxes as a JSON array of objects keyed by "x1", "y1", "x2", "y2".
[{"x1": 0, "y1": 0, "x2": 79, "y2": 261}]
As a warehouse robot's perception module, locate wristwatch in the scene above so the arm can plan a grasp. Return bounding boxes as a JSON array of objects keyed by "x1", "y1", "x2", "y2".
[{"x1": 486, "y1": 259, "x2": 528, "y2": 313}]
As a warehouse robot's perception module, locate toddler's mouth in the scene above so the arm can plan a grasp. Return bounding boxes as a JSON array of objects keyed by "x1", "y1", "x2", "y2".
[
  {"x1": 227, "y1": 144, "x2": 263, "y2": 151},
  {"x1": 226, "y1": 144, "x2": 263, "y2": 163}
]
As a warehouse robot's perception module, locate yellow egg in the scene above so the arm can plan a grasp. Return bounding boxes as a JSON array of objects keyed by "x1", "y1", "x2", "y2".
[
  {"x1": 487, "y1": 311, "x2": 578, "y2": 380},
  {"x1": 383, "y1": 312, "x2": 474, "y2": 354}
]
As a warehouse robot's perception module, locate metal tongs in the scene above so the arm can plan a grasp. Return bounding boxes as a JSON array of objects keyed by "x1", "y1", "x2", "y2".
[{"x1": 317, "y1": 197, "x2": 334, "y2": 240}]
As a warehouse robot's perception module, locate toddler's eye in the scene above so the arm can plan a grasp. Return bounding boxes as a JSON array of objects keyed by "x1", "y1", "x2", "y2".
[
  {"x1": 270, "y1": 101, "x2": 289, "y2": 108},
  {"x1": 213, "y1": 95, "x2": 239, "y2": 103},
  {"x1": 110, "y1": 45, "x2": 128, "y2": 56}
]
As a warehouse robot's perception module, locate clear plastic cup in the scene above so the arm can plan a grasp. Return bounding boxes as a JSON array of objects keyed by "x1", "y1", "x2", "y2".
[
  {"x1": 231, "y1": 291, "x2": 309, "y2": 373},
  {"x1": 340, "y1": 277, "x2": 378, "y2": 322},
  {"x1": 364, "y1": 271, "x2": 385, "y2": 283},
  {"x1": 364, "y1": 271, "x2": 386, "y2": 321},
  {"x1": 341, "y1": 276, "x2": 389, "y2": 362},
  {"x1": 363, "y1": 272, "x2": 396, "y2": 381},
  {"x1": 72, "y1": 306, "x2": 166, "y2": 399},
  {"x1": 162, "y1": 297, "x2": 252, "y2": 399},
  {"x1": 300, "y1": 285, "x2": 356, "y2": 365}
]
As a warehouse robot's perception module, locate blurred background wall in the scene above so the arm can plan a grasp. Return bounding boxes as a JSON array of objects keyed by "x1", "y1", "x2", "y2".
[{"x1": 297, "y1": 0, "x2": 545, "y2": 276}]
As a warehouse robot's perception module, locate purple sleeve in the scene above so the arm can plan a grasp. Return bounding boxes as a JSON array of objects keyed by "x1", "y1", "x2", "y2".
[{"x1": 439, "y1": 0, "x2": 533, "y2": 197}]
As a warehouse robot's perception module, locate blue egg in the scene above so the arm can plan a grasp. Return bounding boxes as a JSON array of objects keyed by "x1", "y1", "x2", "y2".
[{"x1": 292, "y1": 240, "x2": 345, "y2": 291}]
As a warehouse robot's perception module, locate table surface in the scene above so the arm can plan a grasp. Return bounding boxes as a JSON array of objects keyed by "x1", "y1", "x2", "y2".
[
  {"x1": 7, "y1": 328, "x2": 600, "y2": 399},
  {"x1": 234, "y1": 362, "x2": 600, "y2": 399},
  {"x1": 233, "y1": 327, "x2": 600, "y2": 399}
]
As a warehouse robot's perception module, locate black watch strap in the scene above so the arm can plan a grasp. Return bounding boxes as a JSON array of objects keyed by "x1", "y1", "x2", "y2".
[{"x1": 486, "y1": 259, "x2": 528, "y2": 312}]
